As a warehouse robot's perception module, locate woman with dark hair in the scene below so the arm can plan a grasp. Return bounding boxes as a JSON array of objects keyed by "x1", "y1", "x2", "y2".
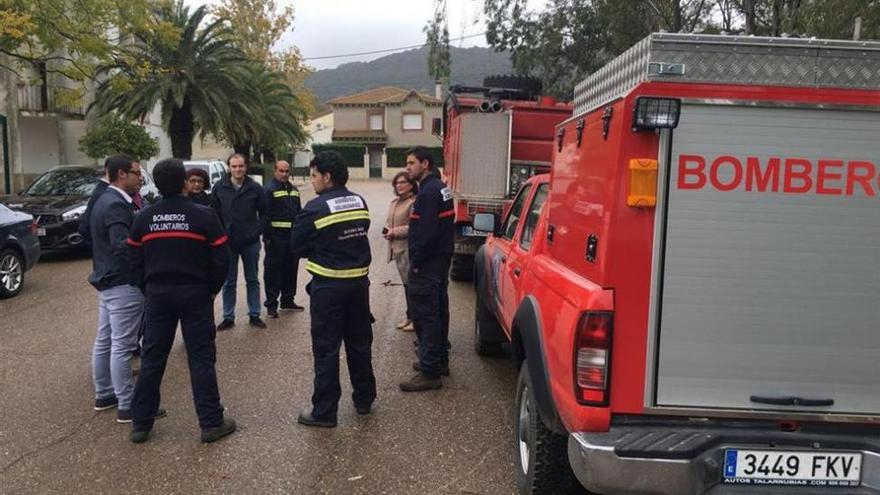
[
  {"x1": 384, "y1": 171, "x2": 418, "y2": 331},
  {"x1": 186, "y1": 168, "x2": 210, "y2": 205}
]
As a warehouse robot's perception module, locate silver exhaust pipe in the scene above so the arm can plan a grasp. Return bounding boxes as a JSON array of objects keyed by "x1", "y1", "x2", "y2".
[
  {"x1": 67, "y1": 233, "x2": 84, "y2": 245},
  {"x1": 489, "y1": 100, "x2": 503, "y2": 113},
  {"x1": 479, "y1": 100, "x2": 491, "y2": 112}
]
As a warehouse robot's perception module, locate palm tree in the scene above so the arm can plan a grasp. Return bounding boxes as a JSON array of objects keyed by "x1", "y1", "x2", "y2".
[
  {"x1": 224, "y1": 66, "x2": 309, "y2": 163},
  {"x1": 92, "y1": 1, "x2": 251, "y2": 159}
]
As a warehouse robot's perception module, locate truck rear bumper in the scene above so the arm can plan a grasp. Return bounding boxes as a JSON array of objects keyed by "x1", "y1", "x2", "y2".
[{"x1": 568, "y1": 423, "x2": 880, "y2": 495}]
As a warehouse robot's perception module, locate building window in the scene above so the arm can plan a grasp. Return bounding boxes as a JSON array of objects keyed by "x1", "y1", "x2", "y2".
[
  {"x1": 369, "y1": 114, "x2": 384, "y2": 131},
  {"x1": 402, "y1": 113, "x2": 423, "y2": 131}
]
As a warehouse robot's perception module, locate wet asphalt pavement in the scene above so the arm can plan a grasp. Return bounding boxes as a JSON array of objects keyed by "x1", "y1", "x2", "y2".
[{"x1": 0, "y1": 179, "x2": 519, "y2": 495}]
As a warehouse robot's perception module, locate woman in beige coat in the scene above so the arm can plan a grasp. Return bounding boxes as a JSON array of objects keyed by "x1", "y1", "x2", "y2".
[{"x1": 384, "y1": 171, "x2": 418, "y2": 331}]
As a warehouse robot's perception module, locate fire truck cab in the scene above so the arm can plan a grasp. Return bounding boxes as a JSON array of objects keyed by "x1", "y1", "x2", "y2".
[
  {"x1": 473, "y1": 33, "x2": 880, "y2": 494},
  {"x1": 440, "y1": 78, "x2": 571, "y2": 280}
]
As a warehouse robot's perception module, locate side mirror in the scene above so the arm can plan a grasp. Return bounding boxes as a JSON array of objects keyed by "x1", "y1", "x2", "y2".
[
  {"x1": 431, "y1": 118, "x2": 442, "y2": 137},
  {"x1": 473, "y1": 213, "x2": 497, "y2": 235}
]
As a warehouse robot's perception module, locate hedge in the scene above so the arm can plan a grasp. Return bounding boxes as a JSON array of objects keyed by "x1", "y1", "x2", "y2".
[
  {"x1": 385, "y1": 146, "x2": 444, "y2": 168},
  {"x1": 312, "y1": 144, "x2": 366, "y2": 168}
]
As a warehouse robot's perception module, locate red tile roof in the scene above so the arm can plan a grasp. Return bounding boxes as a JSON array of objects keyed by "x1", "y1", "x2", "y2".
[{"x1": 328, "y1": 86, "x2": 441, "y2": 106}]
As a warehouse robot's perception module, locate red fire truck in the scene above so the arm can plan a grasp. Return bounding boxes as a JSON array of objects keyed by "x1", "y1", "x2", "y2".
[
  {"x1": 472, "y1": 33, "x2": 880, "y2": 494},
  {"x1": 439, "y1": 78, "x2": 571, "y2": 280}
]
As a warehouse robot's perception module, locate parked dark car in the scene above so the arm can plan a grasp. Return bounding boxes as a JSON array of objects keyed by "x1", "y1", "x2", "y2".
[
  {"x1": 0, "y1": 166, "x2": 159, "y2": 252},
  {"x1": 0, "y1": 203, "x2": 40, "y2": 298}
]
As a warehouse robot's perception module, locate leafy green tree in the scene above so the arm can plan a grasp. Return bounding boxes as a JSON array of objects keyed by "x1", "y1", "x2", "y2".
[
  {"x1": 424, "y1": 0, "x2": 451, "y2": 83},
  {"x1": 78, "y1": 113, "x2": 159, "y2": 161},
  {"x1": 212, "y1": 0, "x2": 311, "y2": 161},
  {"x1": 91, "y1": 1, "x2": 252, "y2": 159},
  {"x1": 0, "y1": 0, "x2": 160, "y2": 80}
]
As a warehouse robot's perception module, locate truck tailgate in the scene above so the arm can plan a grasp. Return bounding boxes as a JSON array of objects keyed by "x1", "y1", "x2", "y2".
[{"x1": 652, "y1": 103, "x2": 880, "y2": 416}]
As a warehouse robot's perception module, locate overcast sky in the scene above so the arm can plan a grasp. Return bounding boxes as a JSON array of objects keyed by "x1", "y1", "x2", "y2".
[{"x1": 191, "y1": 0, "x2": 489, "y2": 70}]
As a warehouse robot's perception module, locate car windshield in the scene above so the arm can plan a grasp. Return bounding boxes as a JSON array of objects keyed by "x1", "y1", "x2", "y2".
[{"x1": 25, "y1": 168, "x2": 101, "y2": 196}]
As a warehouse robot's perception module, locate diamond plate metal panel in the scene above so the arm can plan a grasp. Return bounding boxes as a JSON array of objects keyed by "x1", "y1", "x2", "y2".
[{"x1": 573, "y1": 33, "x2": 880, "y2": 117}]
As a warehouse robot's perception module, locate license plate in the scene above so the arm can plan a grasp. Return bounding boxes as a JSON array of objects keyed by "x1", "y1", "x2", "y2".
[
  {"x1": 460, "y1": 225, "x2": 488, "y2": 237},
  {"x1": 723, "y1": 449, "x2": 862, "y2": 487},
  {"x1": 36, "y1": 228, "x2": 46, "y2": 236}
]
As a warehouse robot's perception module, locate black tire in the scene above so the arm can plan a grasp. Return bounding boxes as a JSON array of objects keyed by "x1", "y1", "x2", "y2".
[
  {"x1": 449, "y1": 253, "x2": 474, "y2": 281},
  {"x1": 474, "y1": 281, "x2": 504, "y2": 356},
  {"x1": 514, "y1": 362, "x2": 585, "y2": 495},
  {"x1": 483, "y1": 74, "x2": 543, "y2": 95},
  {"x1": 0, "y1": 248, "x2": 25, "y2": 298}
]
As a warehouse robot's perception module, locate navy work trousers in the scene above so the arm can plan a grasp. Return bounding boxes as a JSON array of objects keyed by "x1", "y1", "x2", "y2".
[
  {"x1": 308, "y1": 279, "x2": 376, "y2": 421},
  {"x1": 132, "y1": 284, "x2": 224, "y2": 432},
  {"x1": 408, "y1": 256, "x2": 451, "y2": 378},
  {"x1": 263, "y1": 236, "x2": 298, "y2": 310}
]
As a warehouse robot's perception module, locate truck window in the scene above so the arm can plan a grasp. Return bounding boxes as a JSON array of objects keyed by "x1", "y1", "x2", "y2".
[
  {"x1": 500, "y1": 184, "x2": 532, "y2": 240},
  {"x1": 519, "y1": 183, "x2": 549, "y2": 251}
]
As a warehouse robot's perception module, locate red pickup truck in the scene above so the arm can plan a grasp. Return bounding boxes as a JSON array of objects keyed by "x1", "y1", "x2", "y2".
[{"x1": 473, "y1": 33, "x2": 880, "y2": 495}]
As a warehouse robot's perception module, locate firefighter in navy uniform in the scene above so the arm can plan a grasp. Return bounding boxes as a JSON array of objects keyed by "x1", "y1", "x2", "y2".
[
  {"x1": 290, "y1": 151, "x2": 376, "y2": 428},
  {"x1": 399, "y1": 146, "x2": 455, "y2": 392},
  {"x1": 127, "y1": 159, "x2": 236, "y2": 444},
  {"x1": 263, "y1": 160, "x2": 303, "y2": 318}
]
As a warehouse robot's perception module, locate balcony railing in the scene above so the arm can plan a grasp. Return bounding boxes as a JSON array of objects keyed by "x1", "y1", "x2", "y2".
[{"x1": 17, "y1": 84, "x2": 87, "y2": 118}]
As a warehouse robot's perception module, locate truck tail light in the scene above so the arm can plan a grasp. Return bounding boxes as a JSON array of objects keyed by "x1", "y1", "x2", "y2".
[
  {"x1": 627, "y1": 158, "x2": 658, "y2": 207},
  {"x1": 574, "y1": 311, "x2": 613, "y2": 406}
]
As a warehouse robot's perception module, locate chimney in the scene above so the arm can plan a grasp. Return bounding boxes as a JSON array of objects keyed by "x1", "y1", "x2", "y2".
[{"x1": 435, "y1": 81, "x2": 442, "y2": 100}]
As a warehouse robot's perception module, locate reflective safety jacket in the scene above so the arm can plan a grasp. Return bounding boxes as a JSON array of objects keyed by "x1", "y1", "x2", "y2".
[
  {"x1": 408, "y1": 173, "x2": 454, "y2": 268},
  {"x1": 264, "y1": 178, "x2": 301, "y2": 239},
  {"x1": 290, "y1": 186, "x2": 371, "y2": 283}
]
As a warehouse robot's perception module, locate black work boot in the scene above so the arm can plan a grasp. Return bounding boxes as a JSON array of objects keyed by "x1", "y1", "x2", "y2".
[
  {"x1": 297, "y1": 411, "x2": 337, "y2": 428},
  {"x1": 267, "y1": 307, "x2": 279, "y2": 319},
  {"x1": 201, "y1": 418, "x2": 237, "y2": 443},
  {"x1": 399, "y1": 372, "x2": 442, "y2": 392}
]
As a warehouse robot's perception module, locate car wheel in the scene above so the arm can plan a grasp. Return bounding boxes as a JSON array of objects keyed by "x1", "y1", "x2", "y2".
[
  {"x1": 514, "y1": 361, "x2": 585, "y2": 495},
  {"x1": 474, "y1": 281, "x2": 503, "y2": 356},
  {"x1": 0, "y1": 248, "x2": 25, "y2": 298}
]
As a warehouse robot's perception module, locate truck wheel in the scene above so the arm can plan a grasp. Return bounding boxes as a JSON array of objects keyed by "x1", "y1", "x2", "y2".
[
  {"x1": 474, "y1": 283, "x2": 503, "y2": 356},
  {"x1": 0, "y1": 249, "x2": 25, "y2": 298},
  {"x1": 514, "y1": 362, "x2": 584, "y2": 495},
  {"x1": 449, "y1": 253, "x2": 474, "y2": 281}
]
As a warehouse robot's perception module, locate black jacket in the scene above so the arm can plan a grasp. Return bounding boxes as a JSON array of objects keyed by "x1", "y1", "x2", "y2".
[
  {"x1": 128, "y1": 195, "x2": 230, "y2": 294},
  {"x1": 78, "y1": 179, "x2": 109, "y2": 247},
  {"x1": 264, "y1": 178, "x2": 301, "y2": 240},
  {"x1": 408, "y1": 174, "x2": 454, "y2": 267},
  {"x1": 189, "y1": 191, "x2": 210, "y2": 206},
  {"x1": 88, "y1": 186, "x2": 138, "y2": 290},
  {"x1": 210, "y1": 175, "x2": 268, "y2": 247},
  {"x1": 290, "y1": 186, "x2": 371, "y2": 284}
]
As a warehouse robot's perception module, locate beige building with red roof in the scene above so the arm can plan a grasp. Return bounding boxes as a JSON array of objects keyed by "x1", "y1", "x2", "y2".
[{"x1": 327, "y1": 86, "x2": 443, "y2": 179}]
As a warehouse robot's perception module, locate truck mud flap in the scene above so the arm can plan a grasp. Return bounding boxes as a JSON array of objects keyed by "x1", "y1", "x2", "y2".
[{"x1": 514, "y1": 296, "x2": 566, "y2": 435}]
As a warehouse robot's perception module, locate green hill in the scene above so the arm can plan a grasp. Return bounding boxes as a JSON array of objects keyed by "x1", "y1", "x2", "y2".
[{"x1": 305, "y1": 45, "x2": 513, "y2": 104}]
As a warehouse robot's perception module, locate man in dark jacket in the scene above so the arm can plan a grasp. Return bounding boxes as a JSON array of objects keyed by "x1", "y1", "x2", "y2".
[
  {"x1": 400, "y1": 146, "x2": 455, "y2": 392},
  {"x1": 78, "y1": 160, "x2": 110, "y2": 248},
  {"x1": 89, "y1": 154, "x2": 148, "y2": 422},
  {"x1": 128, "y1": 158, "x2": 235, "y2": 444},
  {"x1": 211, "y1": 154, "x2": 268, "y2": 330},
  {"x1": 263, "y1": 160, "x2": 303, "y2": 318},
  {"x1": 290, "y1": 151, "x2": 376, "y2": 427}
]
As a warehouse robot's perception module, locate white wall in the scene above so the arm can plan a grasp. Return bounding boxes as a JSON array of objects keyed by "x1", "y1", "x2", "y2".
[
  {"x1": 59, "y1": 120, "x2": 94, "y2": 165},
  {"x1": 19, "y1": 117, "x2": 61, "y2": 175}
]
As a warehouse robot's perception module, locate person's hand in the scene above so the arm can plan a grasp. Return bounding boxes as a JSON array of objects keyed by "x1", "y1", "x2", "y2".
[{"x1": 383, "y1": 231, "x2": 395, "y2": 241}]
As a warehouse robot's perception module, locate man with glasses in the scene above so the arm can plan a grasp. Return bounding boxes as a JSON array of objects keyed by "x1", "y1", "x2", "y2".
[
  {"x1": 88, "y1": 154, "x2": 159, "y2": 424},
  {"x1": 263, "y1": 160, "x2": 303, "y2": 318}
]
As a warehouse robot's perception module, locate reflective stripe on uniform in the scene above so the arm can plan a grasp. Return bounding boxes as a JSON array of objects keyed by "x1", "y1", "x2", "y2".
[
  {"x1": 313, "y1": 209, "x2": 370, "y2": 229},
  {"x1": 438, "y1": 209, "x2": 454, "y2": 219},
  {"x1": 271, "y1": 221, "x2": 292, "y2": 228},
  {"x1": 305, "y1": 261, "x2": 369, "y2": 279},
  {"x1": 273, "y1": 190, "x2": 300, "y2": 198}
]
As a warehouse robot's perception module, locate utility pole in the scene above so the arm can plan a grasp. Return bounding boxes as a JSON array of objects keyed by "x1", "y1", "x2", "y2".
[{"x1": 854, "y1": 17, "x2": 862, "y2": 41}]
